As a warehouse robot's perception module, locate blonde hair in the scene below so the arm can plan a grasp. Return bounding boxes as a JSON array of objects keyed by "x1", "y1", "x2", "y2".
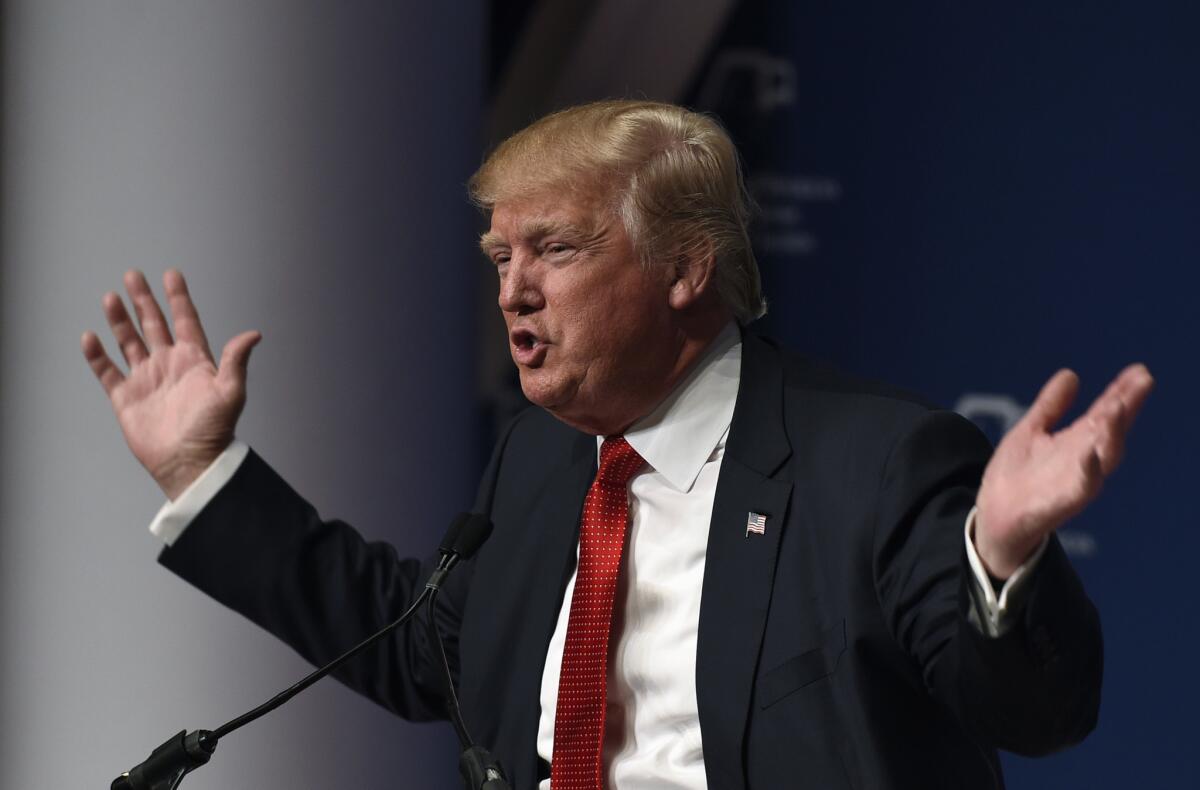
[{"x1": 469, "y1": 100, "x2": 766, "y2": 323}]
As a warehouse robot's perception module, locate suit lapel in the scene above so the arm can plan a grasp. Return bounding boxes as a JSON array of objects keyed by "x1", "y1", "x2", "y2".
[
  {"x1": 523, "y1": 430, "x2": 595, "y2": 640},
  {"x1": 696, "y1": 333, "x2": 793, "y2": 790},
  {"x1": 506, "y1": 430, "x2": 595, "y2": 784}
]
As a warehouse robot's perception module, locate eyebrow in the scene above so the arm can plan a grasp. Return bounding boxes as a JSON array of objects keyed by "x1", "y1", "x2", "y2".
[
  {"x1": 478, "y1": 231, "x2": 506, "y2": 254},
  {"x1": 478, "y1": 218, "x2": 586, "y2": 256}
]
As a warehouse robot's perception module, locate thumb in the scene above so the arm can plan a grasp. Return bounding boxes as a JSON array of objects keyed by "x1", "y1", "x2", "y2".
[
  {"x1": 216, "y1": 330, "x2": 262, "y2": 393},
  {"x1": 1023, "y1": 368, "x2": 1079, "y2": 432}
]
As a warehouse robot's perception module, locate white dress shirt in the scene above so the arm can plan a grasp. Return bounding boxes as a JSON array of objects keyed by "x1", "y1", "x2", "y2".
[
  {"x1": 149, "y1": 323, "x2": 1041, "y2": 790},
  {"x1": 534, "y1": 322, "x2": 744, "y2": 789}
]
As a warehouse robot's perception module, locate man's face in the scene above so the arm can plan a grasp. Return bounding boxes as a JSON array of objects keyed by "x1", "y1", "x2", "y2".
[{"x1": 481, "y1": 190, "x2": 680, "y2": 435}]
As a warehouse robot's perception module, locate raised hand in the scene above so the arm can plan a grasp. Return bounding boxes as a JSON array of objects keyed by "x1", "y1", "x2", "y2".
[
  {"x1": 974, "y1": 364, "x2": 1154, "y2": 578},
  {"x1": 81, "y1": 270, "x2": 261, "y2": 500}
]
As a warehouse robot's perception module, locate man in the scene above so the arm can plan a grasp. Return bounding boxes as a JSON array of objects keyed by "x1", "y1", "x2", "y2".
[{"x1": 83, "y1": 100, "x2": 1152, "y2": 789}]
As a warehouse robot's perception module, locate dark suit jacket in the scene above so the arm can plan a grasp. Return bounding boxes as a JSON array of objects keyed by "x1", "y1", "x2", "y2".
[{"x1": 160, "y1": 332, "x2": 1101, "y2": 789}]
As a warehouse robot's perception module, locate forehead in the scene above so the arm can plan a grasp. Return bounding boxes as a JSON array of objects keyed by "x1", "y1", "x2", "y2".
[{"x1": 480, "y1": 186, "x2": 614, "y2": 245}]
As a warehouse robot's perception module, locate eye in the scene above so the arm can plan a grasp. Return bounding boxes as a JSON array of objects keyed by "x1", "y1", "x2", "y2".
[
  {"x1": 491, "y1": 251, "x2": 511, "y2": 268},
  {"x1": 542, "y1": 242, "x2": 573, "y2": 258}
]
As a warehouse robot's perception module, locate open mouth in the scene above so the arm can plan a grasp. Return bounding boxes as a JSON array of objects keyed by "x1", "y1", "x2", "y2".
[
  {"x1": 510, "y1": 328, "x2": 548, "y2": 365},
  {"x1": 512, "y1": 328, "x2": 541, "y2": 351}
]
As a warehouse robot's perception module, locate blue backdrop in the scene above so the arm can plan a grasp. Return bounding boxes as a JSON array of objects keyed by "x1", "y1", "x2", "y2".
[{"x1": 689, "y1": 2, "x2": 1198, "y2": 786}]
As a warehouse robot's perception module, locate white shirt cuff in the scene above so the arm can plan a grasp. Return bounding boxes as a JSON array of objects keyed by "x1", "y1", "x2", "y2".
[
  {"x1": 148, "y1": 441, "x2": 250, "y2": 546},
  {"x1": 963, "y1": 506, "x2": 1049, "y2": 637}
]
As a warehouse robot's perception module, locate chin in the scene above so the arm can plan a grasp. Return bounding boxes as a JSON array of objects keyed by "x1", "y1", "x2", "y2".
[
  {"x1": 518, "y1": 373, "x2": 603, "y2": 433},
  {"x1": 518, "y1": 371, "x2": 569, "y2": 411}
]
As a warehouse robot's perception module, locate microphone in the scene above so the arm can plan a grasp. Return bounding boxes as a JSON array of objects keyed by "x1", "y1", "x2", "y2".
[
  {"x1": 427, "y1": 513, "x2": 491, "y2": 591},
  {"x1": 438, "y1": 512, "x2": 471, "y2": 558},
  {"x1": 111, "y1": 512, "x2": 492, "y2": 790},
  {"x1": 421, "y1": 516, "x2": 512, "y2": 790},
  {"x1": 110, "y1": 731, "x2": 212, "y2": 790},
  {"x1": 446, "y1": 514, "x2": 492, "y2": 568}
]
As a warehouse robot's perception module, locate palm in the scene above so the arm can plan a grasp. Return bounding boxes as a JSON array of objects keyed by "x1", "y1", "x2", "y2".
[
  {"x1": 974, "y1": 365, "x2": 1153, "y2": 577},
  {"x1": 113, "y1": 343, "x2": 234, "y2": 474},
  {"x1": 83, "y1": 270, "x2": 260, "y2": 499}
]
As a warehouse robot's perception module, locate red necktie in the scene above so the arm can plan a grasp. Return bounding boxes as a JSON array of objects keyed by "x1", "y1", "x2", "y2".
[{"x1": 551, "y1": 436, "x2": 645, "y2": 790}]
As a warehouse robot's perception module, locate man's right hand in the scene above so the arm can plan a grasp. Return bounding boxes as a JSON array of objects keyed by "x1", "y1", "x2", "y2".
[{"x1": 82, "y1": 269, "x2": 261, "y2": 500}]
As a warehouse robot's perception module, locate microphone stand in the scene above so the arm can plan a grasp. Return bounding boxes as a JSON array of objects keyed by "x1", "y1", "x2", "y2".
[
  {"x1": 111, "y1": 513, "x2": 506, "y2": 790},
  {"x1": 111, "y1": 584, "x2": 436, "y2": 790},
  {"x1": 424, "y1": 588, "x2": 512, "y2": 790}
]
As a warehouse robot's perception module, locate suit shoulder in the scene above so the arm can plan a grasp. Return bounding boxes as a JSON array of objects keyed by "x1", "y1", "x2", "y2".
[
  {"x1": 757, "y1": 336, "x2": 935, "y2": 414},
  {"x1": 746, "y1": 333, "x2": 989, "y2": 453}
]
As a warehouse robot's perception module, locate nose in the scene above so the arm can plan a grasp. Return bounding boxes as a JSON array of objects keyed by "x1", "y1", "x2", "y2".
[{"x1": 497, "y1": 251, "x2": 544, "y2": 315}]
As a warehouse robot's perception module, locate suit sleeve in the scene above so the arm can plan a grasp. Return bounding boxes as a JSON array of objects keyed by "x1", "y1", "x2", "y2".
[
  {"x1": 157, "y1": 450, "x2": 449, "y2": 720},
  {"x1": 156, "y1": 418, "x2": 518, "y2": 722},
  {"x1": 871, "y1": 410, "x2": 1102, "y2": 756}
]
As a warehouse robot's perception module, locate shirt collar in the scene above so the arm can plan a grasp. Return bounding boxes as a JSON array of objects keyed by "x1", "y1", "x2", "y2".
[{"x1": 601, "y1": 321, "x2": 742, "y2": 493}]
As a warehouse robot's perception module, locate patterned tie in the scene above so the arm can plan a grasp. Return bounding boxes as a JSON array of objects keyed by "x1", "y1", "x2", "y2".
[{"x1": 551, "y1": 436, "x2": 646, "y2": 790}]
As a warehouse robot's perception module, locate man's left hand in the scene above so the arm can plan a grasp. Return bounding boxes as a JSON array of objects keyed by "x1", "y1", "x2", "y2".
[{"x1": 974, "y1": 364, "x2": 1154, "y2": 579}]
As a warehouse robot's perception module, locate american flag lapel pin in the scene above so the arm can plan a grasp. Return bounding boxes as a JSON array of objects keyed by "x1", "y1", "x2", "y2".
[{"x1": 745, "y1": 511, "x2": 767, "y2": 537}]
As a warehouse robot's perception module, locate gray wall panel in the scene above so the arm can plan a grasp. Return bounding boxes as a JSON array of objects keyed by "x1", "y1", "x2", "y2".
[{"x1": 1, "y1": 2, "x2": 483, "y2": 786}]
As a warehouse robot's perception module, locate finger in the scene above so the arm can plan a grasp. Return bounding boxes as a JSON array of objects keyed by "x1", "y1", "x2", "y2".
[
  {"x1": 163, "y1": 269, "x2": 213, "y2": 360},
  {"x1": 1023, "y1": 368, "x2": 1079, "y2": 432},
  {"x1": 1086, "y1": 363, "x2": 1149, "y2": 421},
  {"x1": 216, "y1": 330, "x2": 262, "y2": 395},
  {"x1": 81, "y1": 330, "x2": 125, "y2": 397},
  {"x1": 1081, "y1": 447, "x2": 1105, "y2": 500},
  {"x1": 1090, "y1": 394, "x2": 1127, "y2": 476},
  {"x1": 1086, "y1": 363, "x2": 1154, "y2": 476},
  {"x1": 102, "y1": 290, "x2": 149, "y2": 367},
  {"x1": 124, "y1": 269, "x2": 174, "y2": 350},
  {"x1": 1109, "y1": 362, "x2": 1155, "y2": 428},
  {"x1": 1063, "y1": 422, "x2": 1106, "y2": 501}
]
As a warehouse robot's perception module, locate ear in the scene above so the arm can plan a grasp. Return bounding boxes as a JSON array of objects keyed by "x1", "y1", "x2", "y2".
[{"x1": 668, "y1": 241, "x2": 717, "y2": 310}]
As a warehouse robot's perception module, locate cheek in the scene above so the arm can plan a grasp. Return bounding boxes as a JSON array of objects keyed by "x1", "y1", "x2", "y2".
[
  {"x1": 561, "y1": 299, "x2": 636, "y2": 353},
  {"x1": 549, "y1": 268, "x2": 668, "y2": 353}
]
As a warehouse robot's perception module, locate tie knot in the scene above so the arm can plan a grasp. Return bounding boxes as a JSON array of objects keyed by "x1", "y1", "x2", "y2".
[{"x1": 596, "y1": 436, "x2": 645, "y2": 488}]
